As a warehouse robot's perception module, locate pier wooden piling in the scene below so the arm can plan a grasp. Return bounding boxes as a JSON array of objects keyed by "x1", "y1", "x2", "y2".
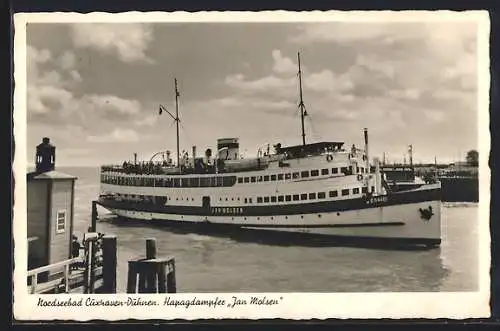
[
  {"x1": 101, "y1": 235, "x2": 117, "y2": 293},
  {"x1": 91, "y1": 201, "x2": 98, "y2": 232},
  {"x1": 126, "y1": 239, "x2": 176, "y2": 294}
]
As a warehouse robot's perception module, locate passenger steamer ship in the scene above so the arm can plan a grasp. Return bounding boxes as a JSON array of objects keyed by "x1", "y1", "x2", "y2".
[{"x1": 97, "y1": 53, "x2": 442, "y2": 248}]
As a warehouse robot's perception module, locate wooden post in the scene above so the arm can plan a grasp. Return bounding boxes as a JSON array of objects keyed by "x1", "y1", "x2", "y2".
[
  {"x1": 145, "y1": 238, "x2": 157, "y2": 292},
  {"x1": 138, "y1": 268, "x2": 147, "y2": 293},
  {"x1": 91, "y1": 201, "x2": 97, "y2": 232},
  {"x1": 83, "y1": 241, "x2": 90, "y2": 293},
  {"x1": 127, "y1": 261, "x2": 137, "y2": 293},
  {"x1": 157, "y1": 263, "x2": 166, "y2": 293},
  {"x1": 167, "y1": 259, "x2": 176, "y2": 293},
  {"x1": 102, "y1": 235, "x2": 117, "y2": 293},
  {"x1": 64, "y1": 264, "x2": 70, "y2": 293},
  {"x1": 146, "y1": 238, "x2": 157, "y2": 259},
  {"x1": 89, "y1": 241, "x2": 96, "y2": 293},
  {"x1": 31, "y1": 275, "x2": 37, "y2": 294}
]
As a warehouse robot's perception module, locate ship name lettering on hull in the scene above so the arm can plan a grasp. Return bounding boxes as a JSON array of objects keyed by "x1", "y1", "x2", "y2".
[
  {"x1": 212, "y1": 207, "x2": 244, "y2": 215},
  {"x1": 365, "y1": 196, "x2": 389, "y2": 205}
]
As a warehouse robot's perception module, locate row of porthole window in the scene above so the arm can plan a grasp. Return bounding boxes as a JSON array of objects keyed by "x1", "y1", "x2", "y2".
[
  {"x1": 112, "y1": 185, "x2": 374, "y2": 205},
  {"x1": 237, "y1": 166, "x2": 367, "y2": 184},
  {"x1": 115, "y1": 194, "x2": 195, "y2": 202},
  {"x1": 243, "y1": 186, "x2": 374, "y2": 204},
  {"x1": 102, "y1": 175, "x2": 237, "y2": 188}
]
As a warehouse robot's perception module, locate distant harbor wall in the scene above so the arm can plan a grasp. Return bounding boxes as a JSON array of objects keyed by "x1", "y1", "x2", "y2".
[{"x1": 439, "y1": 177, "x2": 479, "y2": 203}]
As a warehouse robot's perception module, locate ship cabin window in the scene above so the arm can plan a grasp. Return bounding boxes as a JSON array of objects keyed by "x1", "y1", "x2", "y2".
[
  {"x1": 285, "y1": 173, "x2": 291, "y2": 180},
  {"x1": 332, "y1": 168, "x2": 338, "y2": 174},
  {"x1": 278, "y1": 174, "x2": 284, "y2": 180},
  {"x1": 301, "y1": 171, "x2": 309, "y2": 178},
  {"x1": 238, "y1": 177, "x2": 243, "y2": 183},
  {"x1": 271, "y1": 196, "x2": 277, "y2": 203},
  {"x1": 321, "y1": 168, "x2": 329, "y2": 175},
  {"x1": 182, "y1": 178, "x2": 189, "y2": 187},
  {"x1": 341, "y1": 189, "x2": 350, "y2": 196},
  {"x1": 362, "y1": 187, "x2": 368, "y2": 193},
  {"x1": 292, "y1": 172, "x2": 300, "y2": 179},
  {"x1": 311, "y1": 170, "x2": 319, "y2": 177},
  {"x1": 340, "y1": 167, "x2": 348, "y2": 175},
  {"x1": 264, "y1": 197, "x2": 270, "y2": 203},
  {"x1": 264, "y1": 175, "x2": 270, "y2": 181},
  {"x1": 329, "y1": 190, "x2": 338, "y2": 198},
  {"x1": 353, "y1": 188, "x2": 360, "y2": 194},
  {"x1": 278, "y1": 195, "x2": 284, "y2": 202},
  {"x1": 249, "y1": 198, "x2": 252, "y2": 203},
  {"x1": 225, "y1": 197, "x2": 228, "y2": 201},
  {"x1": 271, "y1": 174, "x2": 277, "y2": 181},
  {"x1": 300, "y1": 193, "x2": 308, "y2": 200},
  {"x1": 251, "y1": 176, "x2": 256, "y2": 183},
  {"x1": 309, "y1": 193, "x2": 316, "y2": 199},
  {"x1": 244, "y1": 198, "x2": 248, "y2": 203},
  {"x1": 200, "y1": 177, "x2": 209, "y2": 187},
  {"x1": 173, "y1": 178, "x2": 180, "y2": 187},
  {"x1": 258, "y1": 176, "x2": 263, "y2": 182},
  {"x1": 217, "y1": 177, "x2": 224, "y2": 187},
  {"x1": 257, "y1": 197, "x2": 263, "y2": 203},
  {"x1": 285, "y1": 195, "x2": 292, "y2": 202},
  {"x1": 356, "y1": 166, "x2": 360, "y2": 173},
  {"x1": 293, "y1": 194, "x2": 300, "y2": 201},
  {"x1": 318, "y1": 192, "x2": 326, "y2": 199},
  {"x1": 244, "y1": 177, "x2": 250, "y2": 183},
  {"x1": 190, "y1": 177, "x2": 199, "y2": 187},
  {"x1": 371, "y1": 186, "x2": 375, "y2": 192}
]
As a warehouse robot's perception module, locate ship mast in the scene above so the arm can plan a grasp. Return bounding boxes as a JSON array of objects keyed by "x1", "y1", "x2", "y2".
[
  {"x1": 159, "y1": 79, "x2": 181, "y2": 168},
  {"x1": 174, "y1": 78, "x2": 180, "y2": 168},
  {"x1": 297, "y1": 52, "x2": 307, "y2": 146}
]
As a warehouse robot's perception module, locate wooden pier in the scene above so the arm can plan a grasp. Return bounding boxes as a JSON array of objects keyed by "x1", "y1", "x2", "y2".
[
  {"x1": 27, "y1": 233, "x2": 116, "y2": 294},
  {"x1": 26, "y1": 137, "x2": 177, "y2": 294},
  {"x1": 127, "y1": 238, "x2": 176, "y2": 294}
]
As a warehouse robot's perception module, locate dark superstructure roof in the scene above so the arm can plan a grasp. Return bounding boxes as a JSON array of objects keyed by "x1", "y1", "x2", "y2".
[{"x1": 277, "y1": 141, "x2": 344, "y2": 157}]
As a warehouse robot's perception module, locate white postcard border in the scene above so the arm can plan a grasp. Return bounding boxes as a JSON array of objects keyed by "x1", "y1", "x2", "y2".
[{"x1": 13, "y1": 10, "x2": 491, "y2": 320}]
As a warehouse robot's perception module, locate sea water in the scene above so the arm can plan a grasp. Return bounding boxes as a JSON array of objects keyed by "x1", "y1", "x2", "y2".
[{"x1": 65, "y1": 167, "x2": 479, "y2": 293}]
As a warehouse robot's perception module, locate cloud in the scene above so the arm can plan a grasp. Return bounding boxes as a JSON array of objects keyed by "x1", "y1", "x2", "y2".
[
  {"x1": 271, "y1": 50, "x2": 297, "y2": 75},
  {"x1": 87, "y1": 128, "x2": 140, "y2": 143},
  {"x1": 290, "y1": 22, "x2": 476, "y2": 50},
  {"x1": 70, "y1": 23, "x2": 154, "y2": 63},
  {"x1": 58, "y1": 51, "x2": 76, "y2": 70},
  {"x1": 134, "y1": 115, "x2": 157, "y2": 127},
  {"x1": 225, "y1": 73, "x2": 296, "y2": 95},
  {"x1": 83, "y1": 94, "x2": 141, "y2": 117},
  {"x1": 27, "y1": 45, "x2": 146, "y2": 132},
  {"x1": 424, "y1": 110, "x2": 446, "y2": 123}
]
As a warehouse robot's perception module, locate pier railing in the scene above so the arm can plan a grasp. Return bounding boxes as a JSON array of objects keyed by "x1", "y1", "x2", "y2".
[
  {"x1": 27, "y1": 234, "x2": 117, "y2": 294},
  {"x1": 27, "y1": 257, "x2": 87, "y2": 294}
]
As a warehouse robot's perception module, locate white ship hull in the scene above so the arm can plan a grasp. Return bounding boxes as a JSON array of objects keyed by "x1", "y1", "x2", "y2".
[{"x1": 98, "y1": 185, "x2": 441, "y2": 248}]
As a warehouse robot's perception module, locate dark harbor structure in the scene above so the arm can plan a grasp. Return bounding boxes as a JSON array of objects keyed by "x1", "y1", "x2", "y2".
[
  {"x1": 26, "y1": 138, "x2": 116, "y2": 294},
  {"x1": 27, "y1": 137, "x2": 77, "y2": 278}
]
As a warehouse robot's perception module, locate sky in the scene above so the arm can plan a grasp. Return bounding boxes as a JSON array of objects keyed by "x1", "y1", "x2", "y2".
[{"x1": 25, "y1": 20, "x2": 479, "y2": 167}]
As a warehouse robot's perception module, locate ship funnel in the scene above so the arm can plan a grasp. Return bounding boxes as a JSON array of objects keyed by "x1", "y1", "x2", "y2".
[
  {"x1": 35, "y1": 137, "x2": 55, "y2": 173},
  {"x1": 217, "y1": 138, "x2": 239, "y2": 160}
]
